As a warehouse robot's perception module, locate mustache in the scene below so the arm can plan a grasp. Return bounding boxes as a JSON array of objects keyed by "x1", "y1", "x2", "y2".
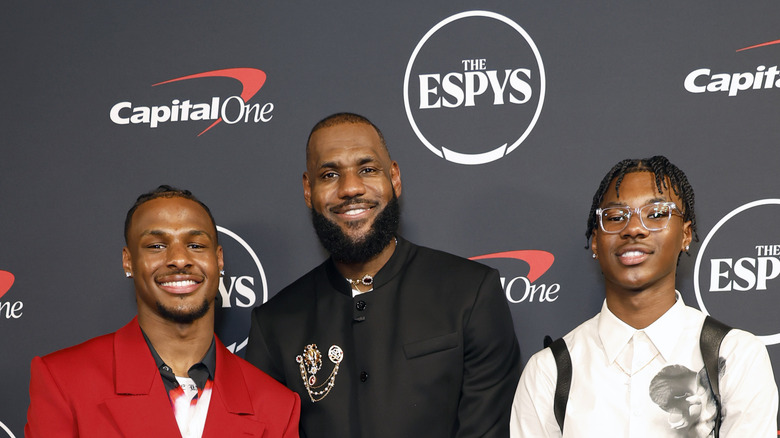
[
  {"x1": 329, "y1": 197, "x2": 379, "y2": 212},
  {"x1": 154, "y1": 269, "x2": 195, "y2": 279}
]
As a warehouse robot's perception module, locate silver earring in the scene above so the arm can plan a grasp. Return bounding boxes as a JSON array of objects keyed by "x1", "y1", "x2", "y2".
[
  {"x1": 219, "y1": 270, "x2": 225, "y2": 277},
  {"x1": 125, "y1": 272, "x2": 132, "y2": 278},
  {"x1": 592, "y1": 253, "x2": 597, "y2": 260},
  {"x1": 685, "y1": 245, "x2": 690, "y2": 251}
]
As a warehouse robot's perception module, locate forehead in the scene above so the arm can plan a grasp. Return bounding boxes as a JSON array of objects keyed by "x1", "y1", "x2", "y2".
[
  {"x1": 129, "y1": 197, "x2": 215, "y2": 237},
  {"x1": 603, "y1": 171, "x2": 681, "y2": 205},
  {"x1": 307, "y1": 123, "x2": 387, "y2": 167}
]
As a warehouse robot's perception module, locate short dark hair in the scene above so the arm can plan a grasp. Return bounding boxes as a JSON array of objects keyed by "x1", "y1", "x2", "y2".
[
  {"x1": 306, "y1": 112, "x2": 389, "y2": 161},
  {"x1": 124, "y1": 185, "x2": 217, "y2": 245},
  {"x1": 585, "y1": 155, "x2": 698, "y2": 249}
]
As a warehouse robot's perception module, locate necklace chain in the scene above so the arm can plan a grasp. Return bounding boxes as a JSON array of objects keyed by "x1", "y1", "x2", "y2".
[
  {"x1": 347, "y1": 274, "x2": 373, "y2": 289},
  {"x1": 296, "y1": 344, "x2": 344, "y2": 402}
]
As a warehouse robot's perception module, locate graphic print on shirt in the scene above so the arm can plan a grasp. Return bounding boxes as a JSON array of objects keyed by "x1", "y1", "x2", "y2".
[
  {"x1": 648, "y1": 359, "x2": 726, "y2": 437},
  {"x1": 170, "y1": 379, "x2": 213, "y2": 438}
]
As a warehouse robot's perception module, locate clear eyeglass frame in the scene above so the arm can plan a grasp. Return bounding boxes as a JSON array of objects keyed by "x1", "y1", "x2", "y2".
[{"x1": 596, "y1": 201, "x2": 682, "y2": 234}]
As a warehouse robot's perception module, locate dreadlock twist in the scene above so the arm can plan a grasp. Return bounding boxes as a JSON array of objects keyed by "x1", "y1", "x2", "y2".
[{"x1": 585, "y1": 155, "x2": 698, "y2": 250}]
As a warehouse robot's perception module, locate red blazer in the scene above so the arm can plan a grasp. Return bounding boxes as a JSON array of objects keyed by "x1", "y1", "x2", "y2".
[{"x1": 26, "y1": 317, "x2": 300, "y2": 437}]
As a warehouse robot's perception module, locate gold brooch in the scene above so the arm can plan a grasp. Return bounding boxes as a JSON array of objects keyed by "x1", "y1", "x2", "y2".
[{"x1": 296, "y1": 344, "x2": 343, "y2": 402}]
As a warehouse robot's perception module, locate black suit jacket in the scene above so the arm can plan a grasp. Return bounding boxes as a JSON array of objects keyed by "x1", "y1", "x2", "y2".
[{"x1": 246, "y1": 237, "x2": 520, "y2": 438}]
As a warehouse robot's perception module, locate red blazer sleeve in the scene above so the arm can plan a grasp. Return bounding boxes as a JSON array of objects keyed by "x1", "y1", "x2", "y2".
[
  {"x1": 26, "y1": 356, "x2": 79, "y2": 438},
  {"x1": 283, "y1": 391, "x2": 301, "y2": 438}
]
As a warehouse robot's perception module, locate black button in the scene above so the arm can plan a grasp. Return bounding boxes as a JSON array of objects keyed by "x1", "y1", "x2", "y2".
[
  {"x1": 356, "y1": 300, "x2": 367, "y2": 311},
  {"x1": 360, "y1": 371, "x2": 369, "y2": 382}
]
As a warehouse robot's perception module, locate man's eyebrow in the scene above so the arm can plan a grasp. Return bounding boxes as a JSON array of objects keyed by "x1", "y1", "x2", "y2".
[
  {"x1": 357, "y1": 156, "x2": 377, "y2": 166},
  {"x1": 140, "y1": 230, "x2": 167, "y2": 237},
  {"x1": 188, "y1": 229, "x2": 215, "y2": 241},
  {"x1": 318, "y1": 156, "x2": 378, "y2": 170},
  {"x1": 139, "y1": 229, "x2": 213, "y2": 240}
]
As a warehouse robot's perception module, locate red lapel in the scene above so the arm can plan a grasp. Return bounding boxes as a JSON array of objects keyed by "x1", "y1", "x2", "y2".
[
  {"x1": 101, "y1": 317, "x2": 182, "y2": 436},
  {"x1": 201, "y1": 337, "x2": 266, "y2": 437}
]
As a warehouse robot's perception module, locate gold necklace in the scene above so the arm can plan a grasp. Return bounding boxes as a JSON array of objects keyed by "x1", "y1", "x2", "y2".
[
  {"x1": 345, "y1": 238, "x2": 397, "y2": 291},
  {"x1": 347, "y1": 274, "x2": 373, "y2": 290}
]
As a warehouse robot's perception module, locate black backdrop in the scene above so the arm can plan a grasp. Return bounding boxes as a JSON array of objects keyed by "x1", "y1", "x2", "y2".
[{"x1": 2, "y1": 3, "x2": 780, "y2": 436}]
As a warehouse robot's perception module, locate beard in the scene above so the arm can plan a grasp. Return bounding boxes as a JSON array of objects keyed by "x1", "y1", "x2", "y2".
[
  {"x1": 311, "y1": 192, "x2": 400, "y2": 264},
  {"x1": 156, "y1": 298, "x2": 211, "y2": 324}
]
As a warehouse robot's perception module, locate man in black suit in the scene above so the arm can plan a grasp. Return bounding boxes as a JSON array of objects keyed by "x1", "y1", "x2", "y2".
[{"x1": 245, "y1": 112, "x2": 520, "y2": 438}]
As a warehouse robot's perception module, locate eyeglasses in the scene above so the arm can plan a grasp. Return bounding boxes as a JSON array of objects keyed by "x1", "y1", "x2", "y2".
[{"x1": 596, "y1": 201, "x2": 682, "y2": 234}]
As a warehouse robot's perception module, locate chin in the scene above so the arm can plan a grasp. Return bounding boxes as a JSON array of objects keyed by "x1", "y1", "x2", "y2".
[{"x1": 157, "y1": 298, "x2": 211, "y2": 324}]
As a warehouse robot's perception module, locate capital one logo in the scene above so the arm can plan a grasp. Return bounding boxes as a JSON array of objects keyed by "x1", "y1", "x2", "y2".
[
  {"x1": 404, "y1": 11, "x2": 545, "y2": 165},
  {"x1": 684, "y1": 39, "x2": 780, "y2": 97},
  {"x1": 694, "y1": 199, "x2": 780, "y2": 345},
  {"x1": 215, "y1": 226, "x2": 268, "y2": 355},
  {"x1": 110, "y1": 68, "x2": 274, "y2": 136},
  {"x1": 0, "y1": 270, "x2": 22, "y2": 320},
  {"x1": 470, "y1": 250, "x2": 558, "y2": 303}
]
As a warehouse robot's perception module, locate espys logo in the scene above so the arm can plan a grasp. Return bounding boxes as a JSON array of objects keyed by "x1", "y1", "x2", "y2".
[
  {"x1": 0, "y1": 420, "x2": 16, "y2": 438},
  {"x1": 110, "y1": 68, "x2": 273, "y2": 136},
  {"x1": 694, "y1": 199, "x2": 780, "y2": 345},
  {"x1": 685, "y1": 39, "x2": 780, "y2": 97},
  {"x1": 404, "y1": 10, "x2": 545, "y2": 165},
  {"x1": 469, "y1": 250, "x2": 558, "y2": 303},
  {"x1": 215, "y1": 226, "x2": 268, "y2": 355},
  {"x1": 0, "y1": 270, "x2": 22, "y2": 320}
]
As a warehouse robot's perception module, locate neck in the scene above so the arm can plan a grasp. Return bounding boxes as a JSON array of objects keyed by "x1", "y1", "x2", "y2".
[
  {"x1": 138, "y1": 310, "x2": 214, "y2": 376},
  {"x1": 604, "y1": 285, "x2": 677, "y2": 329},
  {"x1": 334, "y1": 238, "x2": 397, "y2": 283}
]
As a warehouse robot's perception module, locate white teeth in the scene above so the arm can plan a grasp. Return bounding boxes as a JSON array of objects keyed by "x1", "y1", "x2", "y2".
[
  {"x1": 344, "y1": 208, "x2": 367, "y2": 216},
  {"x1": 621, "y1": 251, "x2": 645, "y2": 257},
  {"x1": 160, "y1": 280, "x2": 197, "y2": 287}
]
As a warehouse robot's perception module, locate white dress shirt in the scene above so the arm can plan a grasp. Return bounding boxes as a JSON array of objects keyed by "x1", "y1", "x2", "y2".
[{"x1": 511, "y1": 293, "x2": 778, "y2": 437}]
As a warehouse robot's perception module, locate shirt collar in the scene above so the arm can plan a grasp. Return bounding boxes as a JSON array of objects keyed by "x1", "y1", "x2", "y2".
[
  {"x1": 141, "y1": 330, "x2": 217, "y2": 391},
  {"x1": 598, "y1": 291, "x2": 686, "y2": 364}
]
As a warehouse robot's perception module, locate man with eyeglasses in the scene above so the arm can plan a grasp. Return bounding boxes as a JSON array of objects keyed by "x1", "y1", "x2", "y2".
[{"x1": 510, "y1": 156, "x2": 777, "y2": 437}]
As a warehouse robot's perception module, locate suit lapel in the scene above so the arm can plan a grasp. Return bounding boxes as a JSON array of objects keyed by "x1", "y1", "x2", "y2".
[
  {"x1": 102, "y1": 318, "x2": 182, "y2": 436},
  {"x1": 202, "y1": 338, "x2": 265, "y2": 437}
]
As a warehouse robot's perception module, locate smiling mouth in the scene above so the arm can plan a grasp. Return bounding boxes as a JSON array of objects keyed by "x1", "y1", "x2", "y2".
[
  {"x1": 159, "y1": 280, "x2": 198, "y2": 288},
  {"x1": 618, "y1": 250, "x2": 649, "y2": 266},
  {"x1": 331, "y1": 199, "x2": 378, "y2": 219},
  {"x1": 342, "y1": 207, "x2": 370, "y2": 216},
  {"x1": 156, "y1": 278, "x2": 202, "y2": 295}
]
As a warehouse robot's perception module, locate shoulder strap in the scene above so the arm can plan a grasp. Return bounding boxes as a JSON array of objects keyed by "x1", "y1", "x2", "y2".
[
  {"x1": 700, "y1": 315, "x2": 732, "y2": 438},
  {"x1": 549, "y1": 337, "x2": 572, "y2": 433}
]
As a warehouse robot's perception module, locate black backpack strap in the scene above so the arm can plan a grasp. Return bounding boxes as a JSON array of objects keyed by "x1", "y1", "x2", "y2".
[
  {"x1": 549, "y1": 337, "x2": 572, "y2": 433},
  {"x1": 700, "y1": 315, "x2": 732, "y2": 438}
]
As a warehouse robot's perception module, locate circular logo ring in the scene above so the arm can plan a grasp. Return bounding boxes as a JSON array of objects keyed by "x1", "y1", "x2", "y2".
[
  {"x1": 693, "y1": 199, "x2": 780, "y2": 345},
  {"x1": 217, "y1": 226, "x2": 268, "y2": 352},
  {"x1": 403, "y1": 10, "x2": 546, "y2": 165}
]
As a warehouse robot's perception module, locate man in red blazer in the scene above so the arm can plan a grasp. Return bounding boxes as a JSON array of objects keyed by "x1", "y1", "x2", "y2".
[{"x1": 26, "y1": 186, "x2": 300, "y2": 438}]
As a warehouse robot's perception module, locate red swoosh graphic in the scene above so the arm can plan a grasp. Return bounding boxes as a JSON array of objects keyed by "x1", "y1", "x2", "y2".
[
  {"x1": 737, "y1": 39, "x2": 780, "y2": 52},
  {"x1": 153, "y1": 68, "x2": 267, "y2": 136},
  {"x1": 469, "y1": 250, "x2": 554, "y2": 283},
  {"x1": 0, "y1": 270, "x2": 15, "y2": 300}
]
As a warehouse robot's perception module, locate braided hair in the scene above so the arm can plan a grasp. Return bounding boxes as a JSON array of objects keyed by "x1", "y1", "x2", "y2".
[{"x1": 585, "y1": 155, "x2": 698, "y2": 250}]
